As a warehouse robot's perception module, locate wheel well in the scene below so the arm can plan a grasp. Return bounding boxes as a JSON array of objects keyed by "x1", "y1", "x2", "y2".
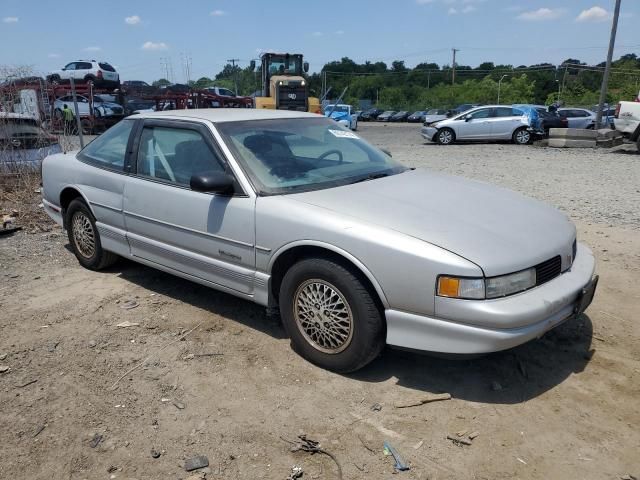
[
  {"x1": 59, "y1": 188, "x2": 83, "y2": 228},
  {"x1": 270, "y1": 245, "x2": 385, "y2": 312}
]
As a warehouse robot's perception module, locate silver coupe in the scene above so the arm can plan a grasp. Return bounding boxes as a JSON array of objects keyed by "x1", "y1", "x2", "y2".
[{"x1": 41, "y1": 109, "x2": 598, "y2": 372}]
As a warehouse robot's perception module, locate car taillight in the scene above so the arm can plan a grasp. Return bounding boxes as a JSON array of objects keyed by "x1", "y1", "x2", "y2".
[
  {"x1": 97, "y1": 70, "x2": 103, "y2": 79},
  {"x1": 614, "y1": 102, "x2": 621, "y2": 118}
]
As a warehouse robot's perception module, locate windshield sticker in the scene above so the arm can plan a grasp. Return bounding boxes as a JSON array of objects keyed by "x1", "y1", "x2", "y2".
[{"x1": 328, "y1": 129, "x2": 359, "y2": 139}]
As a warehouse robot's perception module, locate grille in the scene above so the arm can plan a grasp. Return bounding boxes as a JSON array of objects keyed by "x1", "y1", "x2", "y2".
[
  {"x1": 535, "y1": 256, "x2": 562, "y2": 286},
  {"x1": 277, "y1": 84, "x2": 307, "y2": 111}
]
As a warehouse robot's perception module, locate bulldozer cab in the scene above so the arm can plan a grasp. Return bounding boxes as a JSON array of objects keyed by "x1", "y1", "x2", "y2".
[
  {"x1": 260, "y1": 53, "x2": 307, "y2": 96},
  {"x1": 254, "y1": 52, "x2": 319, "y2": 113}
]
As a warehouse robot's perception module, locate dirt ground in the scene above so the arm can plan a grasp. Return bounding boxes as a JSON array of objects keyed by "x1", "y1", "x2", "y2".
[{"x1": 1, "y1": 123, "x2": 639, "y2": 480}]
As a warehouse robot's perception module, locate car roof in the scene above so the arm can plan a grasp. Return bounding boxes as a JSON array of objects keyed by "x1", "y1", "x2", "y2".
[{"x1": 137, "y1": 108, "x2": 321, "y2": 123}]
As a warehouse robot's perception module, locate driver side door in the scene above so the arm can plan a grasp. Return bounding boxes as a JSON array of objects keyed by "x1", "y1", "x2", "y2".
[
  {"x1": 456, "y1": 108, "x2": 493, "y2": 139},
  {"x1": 123, "y1": 119, "x2": 257, "y2": 295}
]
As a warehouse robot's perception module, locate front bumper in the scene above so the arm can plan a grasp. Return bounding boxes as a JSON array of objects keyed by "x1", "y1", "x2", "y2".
[
  {"x1": 385, "y1": 243, "x2": 597, "y2": 354},
  {"x1": 421, "y1": 126, "x2": 437, "y2": 141}
]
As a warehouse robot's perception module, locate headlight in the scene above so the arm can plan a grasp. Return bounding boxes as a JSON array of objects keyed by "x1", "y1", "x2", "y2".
[
  {"x1": 437, "y1": 267, "x2": 536, "y2": 300},
  {"x1": 485, "y1": 268, "x2": 535, "y2": 298},
  {"x1": 301, "y1": 80, "x2": 306, "y2": 86}
]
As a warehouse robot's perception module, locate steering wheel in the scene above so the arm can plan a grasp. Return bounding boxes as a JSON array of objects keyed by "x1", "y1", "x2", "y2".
[{"x1": 318, "y1": 149, "x2": 343, "y2": 163}]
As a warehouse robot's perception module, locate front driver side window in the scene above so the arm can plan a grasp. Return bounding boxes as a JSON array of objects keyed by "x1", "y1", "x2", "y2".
[
  {"x1": 137, "y1": 126, "x2": 225, "y2": 187},
  {"x1": 469, "y1": 109, "x2": 491, "y2": 120}
]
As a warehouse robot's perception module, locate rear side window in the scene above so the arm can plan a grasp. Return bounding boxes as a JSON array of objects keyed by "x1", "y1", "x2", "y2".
[
  {"x1": 99, "y1": 63, "x2": 116, "y2": 72},
  {"x1": 493, "y1": 107, "x2": 514, "y2": 117},
  {"x1": 80, "y1": 120, "x2": 134, "y2": 171}
]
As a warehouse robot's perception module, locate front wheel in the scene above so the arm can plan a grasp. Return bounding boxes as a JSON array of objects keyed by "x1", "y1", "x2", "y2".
[
  {"x1": 279, "y1": 258, "x2": 385, "y2": 372},
  {"x1": 436, "y1": 128, "x2": 455, "y2": 145},
  {"x1": 512, "y1": 127, "x2": 531, "y2": 145},
  {"x1": 66, "y1": 199, "x2": 118, "y2": 270}
]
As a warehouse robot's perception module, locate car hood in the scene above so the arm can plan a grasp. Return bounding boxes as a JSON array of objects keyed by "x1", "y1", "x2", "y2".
[
  {"x1": 423, "y1": 115, "x2": 447, "y2": 123},
  {"x1": 326, "y1": 111, "x2": 350, "y2": 122},
  {"x1": 288, "y1": 169, "x2": 575, "y2": 276}
]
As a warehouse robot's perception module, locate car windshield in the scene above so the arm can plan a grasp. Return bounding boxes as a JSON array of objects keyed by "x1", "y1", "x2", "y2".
[
  {"x1": 217, "y1": 117, "x2": 408, "y2": 195},
  {"x1": 95, "y1": 94, "x2": 117, "y2": 103},
  {"x1": 325, "y1": 105, "x2": 348, "y2": 113},
  {"x1": 426, "y1": 109, "x2": 441, "y2": 115}
]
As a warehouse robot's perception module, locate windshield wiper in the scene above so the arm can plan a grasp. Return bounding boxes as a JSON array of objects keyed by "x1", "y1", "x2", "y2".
[{"x1": 349, "y1": 172, "x2": 390, "y2": 184}]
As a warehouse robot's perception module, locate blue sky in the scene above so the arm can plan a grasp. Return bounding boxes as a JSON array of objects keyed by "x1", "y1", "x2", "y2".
[{"x1": 1, "y1": 0, "x2": 638, "y2": 82}]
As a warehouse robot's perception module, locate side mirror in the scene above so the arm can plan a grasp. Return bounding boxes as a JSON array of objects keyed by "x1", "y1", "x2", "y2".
[
  {"x1": 380, "y1": 148, "x2": 392, "y2": 157},
  {"x1": 249, "y1": 60, "x2": 256, "y2": 71},
  {"x1": 190, "y1": 172, "x2": 235, "y2": 195},
  {"x1": 303, "y1": 62, "x2": 309, "y2": 73},
  {"x1": 464, "y1": 115, "x2": 472, "y2": 122}
]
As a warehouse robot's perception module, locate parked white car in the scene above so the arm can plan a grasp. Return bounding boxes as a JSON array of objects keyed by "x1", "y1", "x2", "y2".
[
  {"x1": 324, "y1": 104, "x2": 357, "y2": 130},
  {"x1": 613, "y1": 101, "x2": 640, "y2": 151},
  {"x1": 557, "y1": 108, "x2": 596, "y2": 129},
  {"x1": 47, "y1": 60, "x2": 120, "y2": 88},
  {"x1": 421, "y1": 105, "x2": 532, "y2": 145},
  {"x1": 53, "y1": 94, "x2": 124, "y2": 118}
]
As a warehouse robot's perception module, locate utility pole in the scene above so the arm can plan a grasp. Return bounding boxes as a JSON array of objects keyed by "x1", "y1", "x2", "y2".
[
  {"x1": 227, "y1": 58, "x2": 240, "y2": 95},
  {"x1": 451, "y1": 48, "x2": 459, "y2": 85},
  {"x1": 596, "y1": 0, "x2": 622, "y2": 128}
]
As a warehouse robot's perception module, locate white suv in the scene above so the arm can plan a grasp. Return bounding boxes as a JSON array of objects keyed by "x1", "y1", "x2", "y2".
[{"x1": 47, "y1": 60, "x2": 120, "y2": 88}]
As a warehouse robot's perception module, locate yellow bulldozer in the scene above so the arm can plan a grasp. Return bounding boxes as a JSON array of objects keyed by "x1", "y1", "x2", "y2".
[{"x1": 252, "y1": 52, "x2": 321, "y2": 114}]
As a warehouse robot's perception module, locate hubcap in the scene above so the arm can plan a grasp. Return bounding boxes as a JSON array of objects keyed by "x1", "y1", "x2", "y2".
[
  {"x1": 516, "y1": 130, "x2": 530, "y2": 144},
  {"x1": 72, "y1": 211, "x2": 96, "y2": 259},
  {"x1": 440, "y1": 130, "x2": 452, "y2": 144},
  {"x1": 293, "y1": 279, "x2": 354, "y2": 354}
]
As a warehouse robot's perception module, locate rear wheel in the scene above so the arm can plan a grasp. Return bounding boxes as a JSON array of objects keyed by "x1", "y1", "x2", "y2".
[
  {"x1": 512, "y1": 127, "x2": 531, "y2": 145},
  {"x1": 48, "y1": 74, "x2": 61, "y2": 84},
  {"x1": 436, "y1": 128, "x2": 455, "y2": 145},
  {"x1": 66, "y1": 199, "x2": 118, "y2": 270},
  {"x1": 279, "y1": 258, "x2": 385, "y2": 372}
]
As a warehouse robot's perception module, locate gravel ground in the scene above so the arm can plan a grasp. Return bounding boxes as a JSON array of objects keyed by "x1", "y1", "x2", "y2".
[
  {"x1": 359, "y1": 122, "x2": 640, "y2": 228},
  {"x1": 1, "y1": 123, "x2": 639, "y2": 480}
]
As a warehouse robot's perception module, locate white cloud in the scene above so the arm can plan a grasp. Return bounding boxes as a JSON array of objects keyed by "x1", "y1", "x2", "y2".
[
  {"x1": 312, "y1": 31, "x2": 323, "y2": 37},
  {"x1": 141, "y1": 41, "x2": 168, "y2": 51},
  {"x1": 576, "y1": 6, "x2": 609, "y2": 22},
  {"x1": 124, "y1": 15, "x2": 141, "y2": 25},
  {"x1": 83, "y1": 46, "x2": 101, "y2": 52},
  {"x1": 448, "y1": 7, "x2": 458, "y2": 14},
  {"x1": 462, "y1": 5, "x2": 476, "y2": 13},
  {"x1": 48, "y1": 53, "x2": 60, "y2": 58},
  {"x1": 2, "y1": 16, "x2": 18, "y2": 23},
  {"x1": 210, "y1": 10, "x2": 225, "y2": 16},
  {"x1": 517, "y1": 8, "x2": 564, "y2": 21}
]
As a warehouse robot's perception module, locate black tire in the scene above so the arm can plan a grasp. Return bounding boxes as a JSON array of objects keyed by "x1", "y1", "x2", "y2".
[
  {"x1": 66, "y1": 199, "x2": 118, "y2": 270},
  {"x1": 48, "y1": 74, "x2": 61, "y2": 84},
  {"x1": 279, "y1": 258, "x2": 385, "y2": 372},
  {"x1": 84, "y1": 75, "x2": 96, "y2": 84},
  {"x1": 436, "y1": 127, "x2": 455, "y2": 145},
  {"x1": 512, "y1": 127, "x2": 531, "y2": 145}
]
